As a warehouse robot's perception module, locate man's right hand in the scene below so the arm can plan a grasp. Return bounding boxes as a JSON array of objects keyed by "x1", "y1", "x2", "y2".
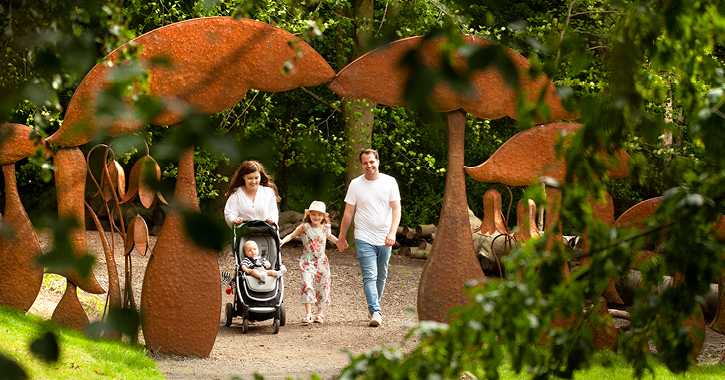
[{"x1": 336, "y1": 238, "x2": 349, "y2": 252}]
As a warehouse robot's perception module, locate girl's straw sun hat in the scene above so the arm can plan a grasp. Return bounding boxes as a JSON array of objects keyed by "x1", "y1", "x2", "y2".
[{"x1": 305, "y1": 201, "x2": 328, "y2": 218}]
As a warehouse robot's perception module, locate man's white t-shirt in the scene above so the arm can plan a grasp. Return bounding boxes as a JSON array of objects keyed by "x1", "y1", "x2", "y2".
[{"x1": 344, "y1": 173, "x2": 401, "y2": 246}]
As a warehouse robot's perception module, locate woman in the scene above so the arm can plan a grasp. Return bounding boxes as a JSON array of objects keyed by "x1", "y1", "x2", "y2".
[{"x1": 224, "y1": 160, "x2": 281, "y2": 228}]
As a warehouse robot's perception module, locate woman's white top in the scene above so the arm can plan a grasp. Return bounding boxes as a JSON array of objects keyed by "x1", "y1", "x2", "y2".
[{"x1": 224, "y1": 185, "x2": 279, "y2": 228}]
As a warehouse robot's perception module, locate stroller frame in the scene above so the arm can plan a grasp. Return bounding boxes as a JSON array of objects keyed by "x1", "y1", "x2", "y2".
[{"x1": 224, "y1": 220, "x2": 286, "y2": 334}]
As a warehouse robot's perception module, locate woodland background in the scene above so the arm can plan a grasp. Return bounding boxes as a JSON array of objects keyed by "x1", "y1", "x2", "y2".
[{"x1": 3, "y1": 0, "x2": 725, "y2": 378}]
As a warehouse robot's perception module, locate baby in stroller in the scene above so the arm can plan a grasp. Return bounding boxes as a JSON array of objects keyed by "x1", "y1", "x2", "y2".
[{"x1": 241, "y1": 240, "x2": 287, "y2": 283}]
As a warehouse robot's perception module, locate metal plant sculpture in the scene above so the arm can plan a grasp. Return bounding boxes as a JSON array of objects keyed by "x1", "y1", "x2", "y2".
[
  {"x1": 329, "y1": 35, "x2": 577, "y2": 323},
  {"x1": 49, "y1": 17, "x2": 335, "y2": 356},
  {"x1": 466, "y1": 121, "x2": 629, "y2": 349},
  {"x1": 0, "y1": 123, "x2": 51, "y2": 311}
]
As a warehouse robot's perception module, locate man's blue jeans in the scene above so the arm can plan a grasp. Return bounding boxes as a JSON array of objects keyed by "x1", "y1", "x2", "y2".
[{"x1": 355, "y1": 239, "x2": 392, "y2": 316}]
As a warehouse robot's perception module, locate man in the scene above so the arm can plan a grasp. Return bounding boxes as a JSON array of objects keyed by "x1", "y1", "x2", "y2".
[{"x1": 336, "y1": 149, "x2": 401, "y2": 327}]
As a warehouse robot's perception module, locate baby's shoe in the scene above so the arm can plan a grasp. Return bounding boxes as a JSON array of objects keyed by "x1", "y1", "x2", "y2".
[
  {"x1": 277, "y1": 265, "x2": 287, "y2": 277},
  {"x1": 259, "y1": 271, "x2": 267, "y2": 282}
]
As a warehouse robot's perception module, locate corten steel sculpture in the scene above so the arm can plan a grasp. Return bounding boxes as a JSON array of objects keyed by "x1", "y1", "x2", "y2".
[
  {"x1": 476, "y1": 188, "x2": 509, "y2": 236},
  {"x1": 52, "y1": 16, "x2": 335, "y2": 356},
  {"x1": 52, "y1": 147, "x2": 106, "y2": 330},
  {"x1": 0, "y1": 123, "x2": 50, "y2": 312},
  {"x1": 466, "y1": 122, "x2": 629, "y2": 349},
  {"x1": 613, "y1": 196, "x2": 708, "y2": 359},
  {"x1": 84, "y1": 145, "x2": 126, "y2": 325},
  {"x1": 328, "y1": 35, "x2": 577, "y2": 322},
  {"x1": 46, "y1": 17, "x2": 335, "y2": 146},
  {"x1": 514, "y1": 198, "x2": 539, "y2": 243}
]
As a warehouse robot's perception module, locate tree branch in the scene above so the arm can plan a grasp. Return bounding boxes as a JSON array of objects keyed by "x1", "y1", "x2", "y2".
[{"x1": 299, "y1": 86, "x2": 341, "y2": 113}]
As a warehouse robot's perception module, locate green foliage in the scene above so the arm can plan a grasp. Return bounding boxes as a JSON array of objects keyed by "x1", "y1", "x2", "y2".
[
  {"x1": 4, "y1": 0, "x2": 725, "y2": 378},
  {"x1": 0, "y1": 306, "x2": 162, "y2": 380}
]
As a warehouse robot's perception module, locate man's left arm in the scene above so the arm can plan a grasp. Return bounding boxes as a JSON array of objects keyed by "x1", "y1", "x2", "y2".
[{"x1": 385, "y1": 200, "x2": 401, "y2": 247}]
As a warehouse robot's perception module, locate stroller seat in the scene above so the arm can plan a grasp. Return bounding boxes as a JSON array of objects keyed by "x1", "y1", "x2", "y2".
[{"x1": 225, "y1": 220, "x2": 286, "y2": 334}]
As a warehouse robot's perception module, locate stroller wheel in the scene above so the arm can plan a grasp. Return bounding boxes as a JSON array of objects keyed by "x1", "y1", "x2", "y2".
[
  {"x1": 279, "y1": 303, "x2": 286, "y2": 326},
  {"x1": 242, "y1": 318, "x2": 249, "y2": 333},
  {"x1": 272, "y1": 318, "x2": 280, "y2": 334},
  {"x1": 224, "y1": 303, "x2": 234, "y2": 327}
]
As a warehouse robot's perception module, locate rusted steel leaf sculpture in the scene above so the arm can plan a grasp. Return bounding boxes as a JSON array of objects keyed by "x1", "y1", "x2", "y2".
[
  {"x1": 329, "y1": 35, "x2": 577, "y2": 323},
  {"x1": 98, "y1": 159, "x2": 126, "y2": 202},
  {"x1": 120, "y1": 154, "x2": 168, "y2": 209},
  {"x1": 0, "y1": 123, "x2": 49, "y2": 312},
  {"x1": 55, "y1": 16, "x2": 335, "y2": 356},
  {"x1": 125, "y1": 215, "x2": 150, "y2": 256}
]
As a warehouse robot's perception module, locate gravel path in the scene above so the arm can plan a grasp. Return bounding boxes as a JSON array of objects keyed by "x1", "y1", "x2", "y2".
[{"x1": 33, "y1": 230, "x2": 425, "y2": 380}]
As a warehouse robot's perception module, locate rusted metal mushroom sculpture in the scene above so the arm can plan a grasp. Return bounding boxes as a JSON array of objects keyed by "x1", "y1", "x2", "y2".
[
  {"x1": 613, "y1": 197, "x2": 709, "y2": 359},
  {"x1": 0, "y1": 123, "x2": 51, "y2": 312},
  {"x1": 328, "y1": 35, "x2": 577, "y2": 322},
  {"x1": 465, "y1": 121, "x2": 629, "y2": 349},
  {"x1": 52, "y1": 17, "x2": 334, "y2": 356}
]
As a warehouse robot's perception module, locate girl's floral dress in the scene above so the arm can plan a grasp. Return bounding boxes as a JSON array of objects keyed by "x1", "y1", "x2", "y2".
[{"x1": 297, "y1": 222, "x2": 331, "y2": 307}]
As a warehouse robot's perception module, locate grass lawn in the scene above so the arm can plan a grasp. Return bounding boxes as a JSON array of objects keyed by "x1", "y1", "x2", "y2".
[
  {"x1": 0, "y1": 306, "x2": 162, "y2": 380},
  {"x1": 466, "y1": 349, "x2": 725, "y2": 380}
]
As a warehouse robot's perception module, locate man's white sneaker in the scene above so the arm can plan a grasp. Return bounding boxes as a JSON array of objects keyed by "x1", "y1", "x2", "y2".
[{"x1": 369, "y1": 312, "x2": 382, "y2": 327}]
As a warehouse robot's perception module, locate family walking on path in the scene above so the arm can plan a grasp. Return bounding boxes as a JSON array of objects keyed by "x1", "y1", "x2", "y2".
[{"x1": 224, "y1": 148, "x2": 401, "y2": 328}]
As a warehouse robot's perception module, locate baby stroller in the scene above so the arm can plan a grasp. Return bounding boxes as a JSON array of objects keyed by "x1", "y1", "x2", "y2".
[{"x1": 225, "y1": 220, "x2": 286, "y2": 334}]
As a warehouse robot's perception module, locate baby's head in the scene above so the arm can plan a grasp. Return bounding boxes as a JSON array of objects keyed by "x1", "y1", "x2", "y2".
[{"x1": 243, "y1": 240, "x2": 259, "y2": 258}]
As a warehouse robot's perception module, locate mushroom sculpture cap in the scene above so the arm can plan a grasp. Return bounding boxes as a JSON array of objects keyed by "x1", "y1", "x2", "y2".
[
  {"x1": 0, "y1": 123, "x2": 52, "y2": 165},
  {"x1": 465, "y1": 122, "x2": 629, "y2": 186},
  {"x1": 47, "y1": 16, "x2": 336, "y2": 147},
  {"x1": 329, "y1": 35, "x2": 578, "y2": 123}
]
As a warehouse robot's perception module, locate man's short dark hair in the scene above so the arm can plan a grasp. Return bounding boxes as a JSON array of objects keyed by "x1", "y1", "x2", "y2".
[{"x1": 359, "y1": 148, "x2": 379, "y2": 162}]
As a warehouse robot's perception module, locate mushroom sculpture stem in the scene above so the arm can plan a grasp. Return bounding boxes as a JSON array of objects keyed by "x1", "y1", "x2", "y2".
[
  {"x1": 0, "y1": 164, "x2": 43, "y2": 311},
  {"x1": 417, "y1": 110, "x2": 485, "y2": 322},
  {"x1": 141, "y1": 146, "x2": 221, "y2": 357}
]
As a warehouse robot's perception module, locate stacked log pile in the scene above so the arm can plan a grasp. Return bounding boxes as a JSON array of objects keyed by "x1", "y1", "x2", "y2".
[{"x1": 397, "y1": 224, "x2": 437, "y2": 259}]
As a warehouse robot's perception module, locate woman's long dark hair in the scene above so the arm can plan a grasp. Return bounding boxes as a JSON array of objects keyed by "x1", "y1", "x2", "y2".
[{"x1": 225, "y1": 160, "x2": 280, "y2": 201}]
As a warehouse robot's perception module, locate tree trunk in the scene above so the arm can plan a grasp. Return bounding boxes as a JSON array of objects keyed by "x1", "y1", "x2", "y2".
[{"x1": 338, "y1": 0, "x2": 375, "y2": 245}]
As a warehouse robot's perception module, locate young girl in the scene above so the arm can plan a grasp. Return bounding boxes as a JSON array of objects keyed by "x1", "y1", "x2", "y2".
[{"x1": 280, "y1": 201, "x2": 338, "y2": 324}]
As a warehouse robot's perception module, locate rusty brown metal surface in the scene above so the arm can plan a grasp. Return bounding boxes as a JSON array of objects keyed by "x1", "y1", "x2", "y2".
[
  {"x1": 544, "y1": 187, "x2": 571, "y2": 281},
  {"x1": 613, "y1": 197, "x2": 662, "y2": 229},
  {"x1": 141, "y1": 147, "x2": 221, "y2": 357},
  {"x1": 53, "y1": 148, "x2": 105, "y2": 294},
  {"x1": 48, "y1": 17, "x2": 336, "y2": 147},
  {"x1": 0, "y1": 123, "x2": 52, "y2": 165},
  {"x1": 466, "y1": 123, "x2": 630, "y2": 186},
  {"x1": 100, "y1": 160, "x2": 126, "y2": 202},
  {"x1": 85, "y1": 201, "x2": 122, "y2": 312},
  {"x1": 0, "y1": 164, "x2": 44, "y2": 312},
  {"x1": 51, "y1": 282, "x2": 90, "y2": 331},
  {"x1": 417, "y1": 110, "x2": 485, "y2": 323},
  {"x1": 476, "y1": 188, "x2": 508, "y2": 235},
  {"x1": 514, "y1": 199, "x2": 539, "y2": 243},
  {"x1": 329, "y1": 36, "x2": 578, "y2": 123},
  {"x1": 589, "y1": 298, "x2": 617, "y2": 350},
  {"x1": 578, "y1": 192, "x2": 623, "y2": 304},
  {"x1": 125, "y1": 215, "x2": 150, "y2": 256},
  {"x1": 120, "y1": 155, "x2": 168, "y2": 209}
]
